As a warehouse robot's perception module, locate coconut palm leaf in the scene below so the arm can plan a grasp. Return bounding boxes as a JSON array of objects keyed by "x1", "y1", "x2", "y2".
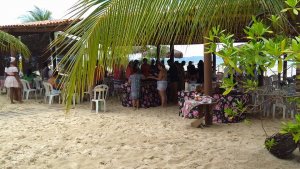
[
  {"x1": 54, "y1": 0, "x2": 287, "y2": 108},
  {"x1": 0, "y1": 30, "x2": 30, "y2": 58},
  {"x1": 19, "y1": 6, "x2": 52, "y2": 22}
]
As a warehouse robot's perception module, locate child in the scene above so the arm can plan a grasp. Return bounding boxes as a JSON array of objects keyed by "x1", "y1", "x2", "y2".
[{"x1": 128, "y1": 64, "x2": 144, "y2": 110}]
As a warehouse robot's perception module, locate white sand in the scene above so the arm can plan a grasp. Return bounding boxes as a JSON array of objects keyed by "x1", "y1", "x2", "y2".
[{"x1": 0, "y1": 95, "x2": 299, "y2": 169}]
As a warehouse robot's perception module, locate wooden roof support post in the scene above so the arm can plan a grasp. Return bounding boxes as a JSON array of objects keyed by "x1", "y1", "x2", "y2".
[
  {"x1": 203, "y1": 34, "x2": 213, "y2": 125},
  {"x1": 204, "y1": 40, "x2": 212, "y2": 96},
  {"x1": 49, "y1": 32, "x2": 57, "y2": 69},
  {"x1": 156, "y1": 44, "x2": 160, "y2": 60},
  {"x1": 170, "y1": 43, "x2": 175, "y2": 63}
]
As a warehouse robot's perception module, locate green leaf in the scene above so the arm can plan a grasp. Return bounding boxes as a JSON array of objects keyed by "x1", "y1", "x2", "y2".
[
  {"x1": 280, "y1": 8, "x2": 290, "y2": 13},
  {"x1": 293, "y1": 8, "x2": 299, "y2": 15},
  {"x1": 265, "y1": 138, "x2": 277, "y2": 150},
  {"x1": 223, "y1": 86, "x2": 233, "y2": 95},
  {"x1": 296, "y1": 114, "x2": 300, "y2": 123},
  {"x1": 292, "y1": 133, "x2": 300, "y2": 142}
]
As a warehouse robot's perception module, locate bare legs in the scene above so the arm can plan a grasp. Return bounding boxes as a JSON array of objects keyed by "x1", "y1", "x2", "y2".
[
  {"x1": 9, "y1": 88, "x2": 15, "y2": 104},
  {"x1": 17, "y1": 88, "x2": 23, "y2": 103},
  {"x1": 159, "y1": 90, "x2": 167, "y2": 107},
  {"x1": 9, "y1": 87, "x2": 23, "y2": 104},
  {"x1": 132, "y1": 99, "x2": 140, "y2": 110}
]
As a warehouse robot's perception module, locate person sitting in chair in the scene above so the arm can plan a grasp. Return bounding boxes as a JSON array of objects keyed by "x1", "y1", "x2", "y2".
[{"x1": 48, "y1": 71, "x2": 59, "y2": 89}]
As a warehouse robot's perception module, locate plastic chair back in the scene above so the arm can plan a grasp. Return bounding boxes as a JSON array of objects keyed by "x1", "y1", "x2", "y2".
[
  {"x1": 21, "y1": 79, "x2": 30, "y2": 90},
  {"x1": 93, "y1": 84, "x2": 109, "y2": 100},
  {"x1": 34, "y1": 78, "x2": 42, "y2": 90},
  {"x1": 42, "y1": 82, "x2": 53, "y2": 95}
]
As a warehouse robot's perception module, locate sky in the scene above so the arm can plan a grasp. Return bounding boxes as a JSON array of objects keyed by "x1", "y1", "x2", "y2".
[{"x1": 0, "y1": 0, "x2": 78, "y2": 25}]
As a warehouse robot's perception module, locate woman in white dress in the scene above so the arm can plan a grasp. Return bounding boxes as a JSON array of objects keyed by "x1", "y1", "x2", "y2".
[{"x1": 4, "y1": 57, "x2": 22, "y2": 103}]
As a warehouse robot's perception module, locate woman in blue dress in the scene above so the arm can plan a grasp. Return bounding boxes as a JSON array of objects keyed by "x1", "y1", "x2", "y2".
[{"x1": 128, "y1": 64, "x2": 144, "y2": 110}]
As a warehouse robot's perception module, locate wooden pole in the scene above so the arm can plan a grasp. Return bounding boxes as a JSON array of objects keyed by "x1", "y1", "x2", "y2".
[
  {"x1": 204, "y1": 42, "x2": 212, "y2": 95},
  {"x1": 170, "y1": 44, "x2": 175, "y2": 63},
  {"x1": 49, "y1": 32, "x2": 57, "y2": 69},
  {"x1": 204, "y1": 36, "x2": 213, "y2": 125},
  {"x1": 156, "y1": 44, "x2": 160, "y2": 60}
]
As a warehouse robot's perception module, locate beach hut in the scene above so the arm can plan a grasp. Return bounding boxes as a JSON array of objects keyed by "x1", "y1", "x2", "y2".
[{"x1": 0, "y1": 19, "x2": 79, "y2": 75}]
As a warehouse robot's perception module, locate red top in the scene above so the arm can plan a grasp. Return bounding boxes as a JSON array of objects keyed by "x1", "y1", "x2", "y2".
[
  {"x1": 113, "y1": 65, "x2": 123, "y2": 79},
  {"x1": 141, "y1": 63, "x2": 150, "y2": 77},
  {"x1": 125, "y1": 66, "x2": 132, "y2": 79}
]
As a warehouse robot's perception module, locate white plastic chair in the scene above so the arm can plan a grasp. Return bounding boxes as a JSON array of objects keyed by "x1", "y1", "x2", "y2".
[
  {"x1": 20, "y1": 79, "x2": 37, "y2": 100},
  {"x1": 271, "y1": 90, "x2": 288, "y2": 119},
  {"x1": 33, "y1": 78, "x2": 43, "y2": 95},
  {"x1": 91, "y1": 84, "x2": 109, "y2": 113},
  {"x1": 272, "y1": 97, "x2": 286, "y2": 119},
  {"x1": 42, "y1": 82, "x2": 61, "y2": 105}
]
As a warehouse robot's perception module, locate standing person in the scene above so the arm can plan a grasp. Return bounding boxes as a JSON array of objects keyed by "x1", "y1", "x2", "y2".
[
  {"x1": 4, "y1": 57, "x2": 22, "y2": 104},
  {"x1": 167, "y1": 59, "x2": 179, "y2": 104},
  {"x1": 42, "y1": 62, "x2": 50, "y2": 80},
  {"x1": 149, "y1": 59, "x2": 157, "y2": 76},
  {"x1": 153, "y1": 63, "x2": 167, "y2": 107},
  {"x1": 197, "y1": 60, "x2": 204, "y2": 84},
  {"x1": 128, "y1": 64, "x2": 144, "y2": 110},
  {"x1": 125, "y1": 61, "x2": 134, "y2": 79},
  {"x1": 187, "y1": 61, "x2": 197, "y2": 81},
  {"x1": 141, "y1": 58, "x2": 150, "y2": 77}
]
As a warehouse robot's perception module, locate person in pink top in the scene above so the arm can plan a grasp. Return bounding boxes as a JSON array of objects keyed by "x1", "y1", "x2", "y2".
[{"x1": 4, "y1": 57, "x2": 23, "y2": 104}]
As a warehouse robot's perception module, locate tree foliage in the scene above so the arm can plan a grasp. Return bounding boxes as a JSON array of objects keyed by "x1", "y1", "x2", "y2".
[{"x1": 19, "y1": 6, "x2": 52, "y2": 23}]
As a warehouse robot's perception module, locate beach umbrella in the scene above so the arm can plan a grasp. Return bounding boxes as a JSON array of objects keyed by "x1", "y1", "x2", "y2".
[
  {"x1": 139, "y1": 46, "x2": 169, "y2": 58},
  {"x1": 138, "y1": 46, "x2": 183, "y2": 58},
  {"x1": 165, "y1": 49, "x2": 183, "y2": 58}
]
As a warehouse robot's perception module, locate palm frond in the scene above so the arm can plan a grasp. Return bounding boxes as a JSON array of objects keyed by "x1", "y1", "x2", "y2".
[{"x1": 0, "y1": 30, "x2": 30, "y2": 58}]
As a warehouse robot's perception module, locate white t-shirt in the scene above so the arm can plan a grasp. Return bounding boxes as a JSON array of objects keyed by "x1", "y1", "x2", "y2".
[{"x1": 5, "y1": 66, "x2": 18, "y2": 75}]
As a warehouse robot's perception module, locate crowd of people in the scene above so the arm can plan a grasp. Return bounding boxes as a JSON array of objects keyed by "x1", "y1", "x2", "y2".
[
  {"x1": 3, "y1": 56, "x2": 206, "y2": 108},
  {"x1": 113, "y1": 58, "x2": 205, "y2": 108}
]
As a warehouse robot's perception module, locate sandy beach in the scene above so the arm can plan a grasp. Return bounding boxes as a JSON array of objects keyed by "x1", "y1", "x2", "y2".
[{"x1": 0, "y1": 95, "x2": 299, "y2": 169}]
